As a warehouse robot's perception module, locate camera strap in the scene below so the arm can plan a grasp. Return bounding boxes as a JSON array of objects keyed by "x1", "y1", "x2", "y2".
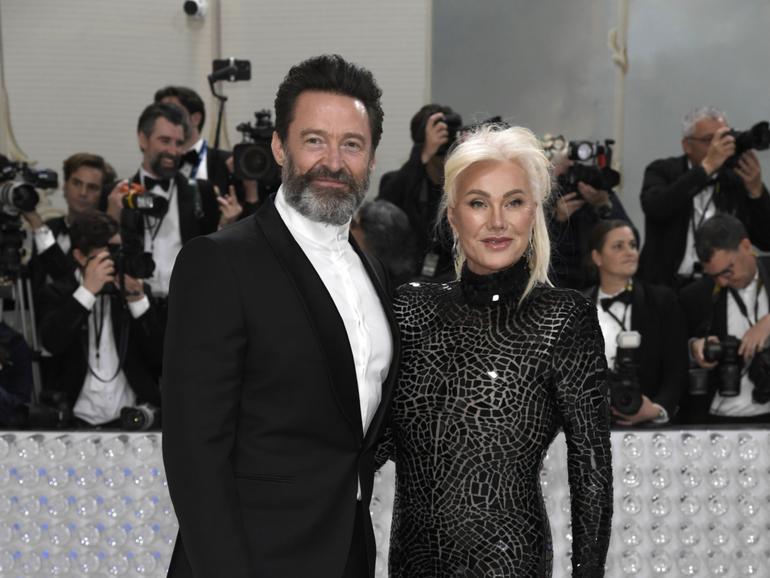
[
  {"x1": 189, "y1": 141, "x2": 207, "y2": 180},
  {"x1": 728, "y1": 277, "x2": 763, "y2": 327},
  {"x1": 84, "y1": 295, "x2": 131, "y2": 383},
  {"x1": 605, "y1": 304, "x2": 630, "y2": 332}
]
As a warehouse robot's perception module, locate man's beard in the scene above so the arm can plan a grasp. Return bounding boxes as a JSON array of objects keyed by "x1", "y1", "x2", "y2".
[
  {"x1": 282, "y1": 153, "x2": 370, "y2": 226},
  {"x1": 150, "y1": 152, "x2": 181, "y2": 179}
]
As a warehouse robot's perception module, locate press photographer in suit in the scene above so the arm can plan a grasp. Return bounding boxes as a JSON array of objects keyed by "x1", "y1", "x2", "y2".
[
  {"x1": 163, "y1": 54, "x2": 400, "y2": 578},
  {"x1": 680, "y1": 214, "x2": 770, "y2": 424}
]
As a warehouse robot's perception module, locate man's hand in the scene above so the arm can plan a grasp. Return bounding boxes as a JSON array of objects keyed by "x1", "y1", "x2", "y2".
[
  {"x1": 107, "y1": 180, "x2": 130, "y2": 222},
  {"x1": 691, "y1": 336, "x2": 719, "y2": 369},
  {"x1": 612, "y1": 395, "x2": 662, "y2": 425},
  {"x1": 554, "y1": 192, "x2": 586, "y2": 222},
  {"x1": 701, "y1": 126, "x2": 735, "y2": 176},
  {"x1": 117, "y1": 273, "x2": 145, "y2": 303},
  {"x1": 734, "y1": 150, "x2": 764, "y2": 199},
  {"x1": 739, "y1": 314, "x2": 770, "y2": 361},
  {"x1": 420, "y1": 112, "x2": 449, "y2": 164},
  {"x1": 82, "y1": 251, "x2": 114, "y2": 295},
  {"x1": 576, "y1": 181, "x2": 611, "y2": 208},
  {"x1": 217, "y1": 186, "x2": 243, "y2": 228},
  {"x1": 21, "y1": 211, "x2": 44, "y2": 230}
]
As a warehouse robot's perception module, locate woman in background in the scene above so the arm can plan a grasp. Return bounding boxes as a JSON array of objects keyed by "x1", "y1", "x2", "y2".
[{"x1": 380, "y1": 125, "x2": 612, "y2": 577}]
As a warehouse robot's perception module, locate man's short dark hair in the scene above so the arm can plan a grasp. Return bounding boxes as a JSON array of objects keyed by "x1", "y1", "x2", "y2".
[
  {"x1": 695, "y1": 214, "x2": 748, "y2": 263},
  {"x1": 410, "y1": 104, "x2": 456, "y2": 143},
  {"x1": 154, "y1": 86, "x2": 206, "y2": 132},
  {"x1": 355, "y1": 200, "x2": 417, "y2": 279},
  {"x1": 137, "y1": 102, "x2": 191, "y2": 142},
  {"x1": 70, "y1": 211, "x2": 119, "y2": 256},
  {"x1": 62, "y1": 153, "x2": 107, "y2": 183},
  {"x1": 274, "y1": 54, "x2": 384, "y2": 151},
  {"x1": 588, "y1": 219, "x2": 636, "y2": 254}
]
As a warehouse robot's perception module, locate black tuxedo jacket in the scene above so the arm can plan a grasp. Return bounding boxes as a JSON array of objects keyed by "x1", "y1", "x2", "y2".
[
  {"x1": 585, "y1": 279, "x2": 689, "y2": 416},
  {"x1": 131, "y1": 172, "x2": 220, "y2": 244},
  {"x1": 678, "y1": 256, "x2": 770, "y2": 423},
  {"x1": 639, "y1": 154, "x2": 770, "y2": 285},
  {"x1": 28, "y1": 216, "x2": 77, "y2": 304},
  {"x1": 38, "y1": 277, "x2": 163, "y2": 411},
  {"x1": 162, "y1": 197, "x2": 401, "y2": 578}
]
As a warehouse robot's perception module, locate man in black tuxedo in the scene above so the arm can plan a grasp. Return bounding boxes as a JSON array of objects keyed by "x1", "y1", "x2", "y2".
[
  {"x1": 38, "y1": 211, "x2": 163, "y2": 427},
  {"x1": 163, "y1": 54, "x2": 400, "y2": 578},
  {"x1": 680, "y1": 214, "x2": 770, "y2": 424},
  {"x1": 107, "y1": 103, "x2": 231, "y2": 307},
  {"x1": 24, "y1": 153, "x2": 109, "y2": 289},
  {"x1": 639, "y1": 106, "x2": 770, "y2": 288}
]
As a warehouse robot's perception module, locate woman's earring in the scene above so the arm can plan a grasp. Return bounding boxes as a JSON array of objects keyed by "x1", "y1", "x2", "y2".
[{"x1": 524, "y1": 238, "x2": 534, "y2": 267}]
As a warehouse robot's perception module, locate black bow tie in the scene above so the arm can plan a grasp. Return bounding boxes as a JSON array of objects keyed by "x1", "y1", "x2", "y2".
[
  {"x1": 143, "y1": 176, "x2": 171, "y2": 192},
  {"x1": 600, "y1": 290, "x2": 632, "y2": 311},
  {"x1": 181, "y1": 149, "x2": 200, "y2": 167}
]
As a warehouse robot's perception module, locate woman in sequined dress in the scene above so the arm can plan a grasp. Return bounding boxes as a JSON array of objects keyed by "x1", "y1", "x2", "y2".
[{"x1": 378, "y1": 126, "x2": 613, "y2": 577}]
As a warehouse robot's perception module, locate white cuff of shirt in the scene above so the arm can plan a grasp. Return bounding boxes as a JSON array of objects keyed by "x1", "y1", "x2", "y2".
[
  {"x1": 33, "y1": 225, "x2": 57, "y2": 253},
  {"x1": 651, "y1": 403, "x2": 670, "y2": 425},
  {"x1": 73, "y1": 286, "x2": 97, "y2": 310},
  {"x1": 128, "y1": 295, "x2": 150, "y2": 318}
]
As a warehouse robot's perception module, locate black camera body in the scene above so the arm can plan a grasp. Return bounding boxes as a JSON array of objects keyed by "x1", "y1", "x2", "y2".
[
  {"x1": 748, "y1": 347, "x2": 770, "y2": 403},
  {"x1": 558, "y1": 139, "x2": 620, "y2": 195},
  {"x1": 416, "y1": 112, "x2": 463, "y2": 157},
  {"x1": 609, "y1": 331, "x2": 643, "y2": 416},
  {"x1": 113, "y1": 208, "x2": 156, "y2": 281},
  {"x1": 724, "y1": 121, "x2": 770, "y2": 168},
  {"x1": 702, "y1": 335, "x2": 743, "y2": 397},
  {"x1": 120, "y1": 403, "x2": 159, "y2": 431},
  {"x1": 0, "y1": 157, "x2": 57, "y2": 216},
  {"x1": 233, "y1": 110, "x2": 282, "y2": 197}
]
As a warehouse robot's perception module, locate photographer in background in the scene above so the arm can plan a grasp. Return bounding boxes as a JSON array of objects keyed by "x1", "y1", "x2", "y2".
[
  {"x1": 548, "y1": 138, "x2": 636, "y2": 290},
  {"x1": 0, "y1": 321, "x2": 33, "y2": 428},
  {"x1": 378, "y1": 104, "x2": 461, "y2": 280},
  {"x1": 107, "y1": 103, "x2": 224, "y2": 310},
  {"x1": 24, "y1": 153, "x2": 108, "y2": 289},
  {"x1": 680, "y1": 214, "x2": 770, "y2": 425},
  {"x1": 639, "y1": 106, "x2": 770, "y2": 288},
  {"x1": 584, "y1": 220, "x2": 688, "y2": 425},
  {"x1": 38, "y1": 211, "x2": 163, "y2": 428}
]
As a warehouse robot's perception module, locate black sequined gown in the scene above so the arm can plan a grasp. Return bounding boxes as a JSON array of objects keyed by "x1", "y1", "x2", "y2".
[{"x1": 380, "y1": 260, "x2": 613, "y2": 578}]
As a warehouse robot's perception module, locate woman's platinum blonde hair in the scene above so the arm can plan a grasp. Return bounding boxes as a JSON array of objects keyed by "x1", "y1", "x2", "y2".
[{"x1": 440, "y1": 124, "x2": 553, "y2": 300}]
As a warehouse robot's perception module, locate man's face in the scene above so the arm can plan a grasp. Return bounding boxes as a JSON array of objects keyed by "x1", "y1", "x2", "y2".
[
  {"x1": 682, "y1": 117, "x2": 728, "y2": 166},
  {"x1": 159, "y1": 96, "x2": 200, "y2": 143},
  {"x1": 271, "y1": 90, "x2": 374, "y2": 226},
  {"x1": 63, "y1": 166, "x2": 104, "y2": 216},
  {"x1": 702, "y1": 240, "x2": 757, "y2": 289},
  {"x1": 138, "y1": 117, "x2": 185, "y2": 179}
]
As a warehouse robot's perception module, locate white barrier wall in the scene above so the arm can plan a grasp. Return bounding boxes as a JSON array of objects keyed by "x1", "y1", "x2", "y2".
[{"x1": 1, "y1": 429, "x2": 769, "y2": 577}]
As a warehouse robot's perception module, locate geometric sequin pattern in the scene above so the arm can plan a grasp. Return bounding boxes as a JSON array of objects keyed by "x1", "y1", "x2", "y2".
[{"x1": 378, "y1": 275, "x2": 613, "y2": 577}]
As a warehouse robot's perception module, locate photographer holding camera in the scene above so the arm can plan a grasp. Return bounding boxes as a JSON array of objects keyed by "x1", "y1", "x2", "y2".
[
  {"x1": 585, "y1": 219, "x2": 688, "y2": 425},
  {"x1": 378, "y1": 104, "x2": 461, "y2": 280},
  {"x1": 639, "y1": 106, "x2": 770, "y2": 288},
  {"x1": 680, "y1": 214, "x2": 770, "y2": 424},
  {"x1": 549, "y1": 139, "x2": 636, "y2": 290},
  {"x1": 37, "y1": 211, "x2": 163, "y2": 428}
]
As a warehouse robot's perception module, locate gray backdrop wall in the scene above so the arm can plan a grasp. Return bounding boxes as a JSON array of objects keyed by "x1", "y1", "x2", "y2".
[{"x1": 432, "y1": 0, "x2": 770, "y2": 244}]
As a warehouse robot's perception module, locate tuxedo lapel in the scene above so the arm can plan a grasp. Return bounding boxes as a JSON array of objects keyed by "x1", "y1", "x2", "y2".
[
  {"x1": 254, "y1": 200, "x2": 364, "y2": 438},
  {"x1": 351, "y1": 240, "x2": 401, "y2": 448},
  {"x1": 175, "y1": 176, "x2": 198, "y2": 244}
]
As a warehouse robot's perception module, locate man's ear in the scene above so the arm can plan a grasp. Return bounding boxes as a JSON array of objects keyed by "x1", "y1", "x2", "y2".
[
  {"x1": 138, "y1": 131, "x2": 148, "y2": 153},
  {"x1": 190, "y1": 112, "x2": 203, "y2": 134},
  {"x1": 271, "y1": 132, "x2": 285, "y2": 166},
  {"x1": 590, "y1": 249, "x2": 603, "y2": 269},
  {"x1": 73, "y1": 248, "x2": 88, "y2": 269}
]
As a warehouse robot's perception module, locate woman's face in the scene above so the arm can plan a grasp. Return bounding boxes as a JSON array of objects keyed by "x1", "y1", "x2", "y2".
[
  {"x1": 448, "y1": 160, "x2": 536, "y2": 276},
  {"x1": 592, "y1": 226, "x2": 639, "y2": 279}
]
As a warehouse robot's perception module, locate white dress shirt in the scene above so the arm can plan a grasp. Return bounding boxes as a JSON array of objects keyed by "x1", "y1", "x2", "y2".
[
  {"x1": 274, "y1": 187, "x2": 392, "y2": 434},
  {"x1": 32, "y1": 223, "x2": 70, "y2": 256},
  {"x1": 71, "y1": 280, "x2": 150, "y2": 425},
  {"x1": 710, "y1": 273, "x2": 770, "y2": 417},
  {"x1": 679, "y1": 163, "x2": 716, "y2": 276},
  {"x1": 139, "y1": 167, "x2": 183, "y2": 297},
  {"x1": 596, "y1": 288, "x2": 632, "y2": 369}
]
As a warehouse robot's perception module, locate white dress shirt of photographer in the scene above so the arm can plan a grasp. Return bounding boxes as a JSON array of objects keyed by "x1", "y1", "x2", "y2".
[
  {"x1": 71, "y1": 242, "x2": 150, "y2": 425},
  {"x1": 692, "y1": 250, "x2": 770, "y2": 417}
]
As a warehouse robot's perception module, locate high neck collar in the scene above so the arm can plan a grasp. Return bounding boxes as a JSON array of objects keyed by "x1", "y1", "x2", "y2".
[
  {"x1": 460, "y1": 258, "x2": 530, "y2": 307},
  {"x1": 274, "y1": 186, "x2": 351, "y2": 250}
]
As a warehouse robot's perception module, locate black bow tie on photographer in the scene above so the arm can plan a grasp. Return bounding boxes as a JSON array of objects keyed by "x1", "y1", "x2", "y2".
[
  {"x1": 143, "y1": 176, "x2": 171, "y2": 192},
  {"x1": 181, "y1": 149, "x2": 200, "y2": 167},
  {"x1": 600, "y1": 290, "x2": 632, "y2": 311}
]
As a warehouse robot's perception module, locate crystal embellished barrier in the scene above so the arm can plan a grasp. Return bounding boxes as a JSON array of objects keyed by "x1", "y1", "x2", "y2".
[
  {"x1": 1, "y1": 429, "x2": 768, "y2": 577},
  {"x1": 370, "y1": 428, "x2": 770, "y2": 578}
]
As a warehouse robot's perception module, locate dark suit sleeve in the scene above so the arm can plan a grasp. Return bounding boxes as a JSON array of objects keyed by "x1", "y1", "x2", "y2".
[
  {"x1": 743, "y1": 186, "x2": 770, "y2": 251},
  {"x1": 161, "y1": 236, "x2": 255, "y2": 578},
  {"x1": 641, "y1": 158, "x2": 711, "y2": 222},
  {"x1": 39, "y1": 283, "x2": 90, "y2": 356},
  {"x1": 552, "y1": 299, "x2": 612, "y2": 577},
  {"x1": 650, "y1": 288, "x2": 689, "y2": 416},
  {"x1": 378, "y1": 144, "x2": 425, "y2": 207}
]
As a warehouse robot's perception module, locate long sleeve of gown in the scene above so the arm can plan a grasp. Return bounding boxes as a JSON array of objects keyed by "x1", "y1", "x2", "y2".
[{"x1": 552, "y1": 299, "x2": 613, "y2": 577}]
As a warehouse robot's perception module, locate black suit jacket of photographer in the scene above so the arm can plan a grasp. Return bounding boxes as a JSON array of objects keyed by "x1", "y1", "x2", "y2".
[
  {"x1": 37, "y1": 276, "x2": 164, "y2": 412},
  {"x1": 584, "y1": 279, "x2": 689, "y2": 418},
  {"x1": 678, "y1": 256, "x2": 770, "y2": 424},
  {"x1": 639, "y1": 154, "x2": 770, "y2": 286},
  {"x1": 28, "y1": 216, "x2": 77, "y2": 297},
  {"x1": 129, "y1": 171, "x2": 220, "y2": 245},
  {"x1": 162, "y1": 196, "x2": 401, "y2": 578}
]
